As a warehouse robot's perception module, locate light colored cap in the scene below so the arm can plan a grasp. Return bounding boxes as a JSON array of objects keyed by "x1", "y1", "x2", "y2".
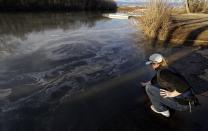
[{"x1": 146, "y1": 53, "x2": 163, "y2": 65}]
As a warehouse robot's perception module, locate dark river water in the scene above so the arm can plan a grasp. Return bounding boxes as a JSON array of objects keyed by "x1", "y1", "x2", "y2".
[{"x1": 0, "y1": 12, "x2": 161, "y2": 131}]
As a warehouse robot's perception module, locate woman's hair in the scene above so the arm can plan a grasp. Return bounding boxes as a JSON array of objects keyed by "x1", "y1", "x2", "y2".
[{"x1": 159, "y1": 57, "x2": 168, "y2": 68}]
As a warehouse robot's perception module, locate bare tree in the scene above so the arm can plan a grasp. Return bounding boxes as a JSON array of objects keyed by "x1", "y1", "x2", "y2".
[
  {"x1": 185, "y1": 0, "x2": 208, "y2": 13},
  {"x1": 185, "y1": 0, "x2": 190, "y2": 13}
]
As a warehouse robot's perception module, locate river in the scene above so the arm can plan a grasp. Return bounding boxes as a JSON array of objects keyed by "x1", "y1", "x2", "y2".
[{"x1": 0, "y1": 12, "x2": 161, "y2": 131}]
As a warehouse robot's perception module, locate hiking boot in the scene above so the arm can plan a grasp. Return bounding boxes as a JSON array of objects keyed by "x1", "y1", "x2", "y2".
[{"x1": 150, "y1": 105, "x2": 170, "y2": 117}]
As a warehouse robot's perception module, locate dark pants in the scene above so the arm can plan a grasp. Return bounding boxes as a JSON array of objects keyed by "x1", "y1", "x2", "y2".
[{"x1": 145, "y1": 84, "x2": 189, "y2": 112}]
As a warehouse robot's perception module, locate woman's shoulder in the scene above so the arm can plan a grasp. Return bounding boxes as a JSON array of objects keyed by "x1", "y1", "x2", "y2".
[{"x1": 158, "y1": 67, "x2": 178, "y2": 79}]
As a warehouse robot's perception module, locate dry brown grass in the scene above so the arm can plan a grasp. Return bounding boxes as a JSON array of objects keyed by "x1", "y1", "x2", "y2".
[
  {"x1": 139, "y1": 0, "x2": 172, "y2": 40},
  {"x1": 117, "y1": 6, "x2": 145, "y2": 14},
  {"x1": 172, "y1": 7, "x2": 187, "y2": 15}
]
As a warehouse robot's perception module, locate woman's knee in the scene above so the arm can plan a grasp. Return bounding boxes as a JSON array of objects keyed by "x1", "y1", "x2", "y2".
[
  {"x1": 145, "y1": 84, "x2": 151, "y2": 94},
  {"x1": 145, "y1": 84, "x2": 160, "y2": 96}
]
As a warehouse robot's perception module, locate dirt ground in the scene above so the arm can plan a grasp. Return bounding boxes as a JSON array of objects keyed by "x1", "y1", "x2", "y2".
[{"x1": 169, "y1": 14, "x2": 208, "y2": 46}]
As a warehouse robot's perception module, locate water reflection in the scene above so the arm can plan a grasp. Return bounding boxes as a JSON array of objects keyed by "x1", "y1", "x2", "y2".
[
  {"x1": 0, "y1": 12, "x2": 103, "y2": 37},
  {"x1": 0, "y1": 12, "x2": 147, "y2": 131},
  {"x1": 0, "y1": 12, "x2": 105, "y2": 54}
]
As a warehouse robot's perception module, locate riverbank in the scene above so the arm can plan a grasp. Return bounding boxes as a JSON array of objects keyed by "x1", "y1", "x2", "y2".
[
  {"x1": 117, "y1": 6, "x2": 146, "y2": 14},
  {"x1": 118, "y1": 6, "x2": 208, "y2": 47}
]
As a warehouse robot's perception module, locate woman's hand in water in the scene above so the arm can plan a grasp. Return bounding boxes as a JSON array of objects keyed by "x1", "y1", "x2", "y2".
[
  {"x1": 140, "y1": 81, "x2": 151, "y2": 87},
  {"x1": 160, "y1": 89, "x2": 181, "y2": 98}
]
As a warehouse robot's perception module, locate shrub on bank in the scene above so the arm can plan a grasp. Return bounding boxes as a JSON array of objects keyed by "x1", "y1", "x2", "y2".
[
  {"x1": 0, "y1": 0, "x2": 117, "y2": 11},
  {"x1": 139, "y1": 0, "x2": 172, "y2": 40}
]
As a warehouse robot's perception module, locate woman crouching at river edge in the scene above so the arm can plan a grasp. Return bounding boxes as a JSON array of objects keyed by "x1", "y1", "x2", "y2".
[{"x1": 141, "y1": 53, "x2": 199, "y2": 117}]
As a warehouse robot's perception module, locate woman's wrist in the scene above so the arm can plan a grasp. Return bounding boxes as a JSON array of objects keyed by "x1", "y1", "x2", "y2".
[{"x1": 169, "y1": 90, "x2": 181, "y2": 97}]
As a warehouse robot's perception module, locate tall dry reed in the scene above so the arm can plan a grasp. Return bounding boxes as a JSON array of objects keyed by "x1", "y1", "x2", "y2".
[{"x1": 139, "y1": 0, "x2": 172, "y2": 40}]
